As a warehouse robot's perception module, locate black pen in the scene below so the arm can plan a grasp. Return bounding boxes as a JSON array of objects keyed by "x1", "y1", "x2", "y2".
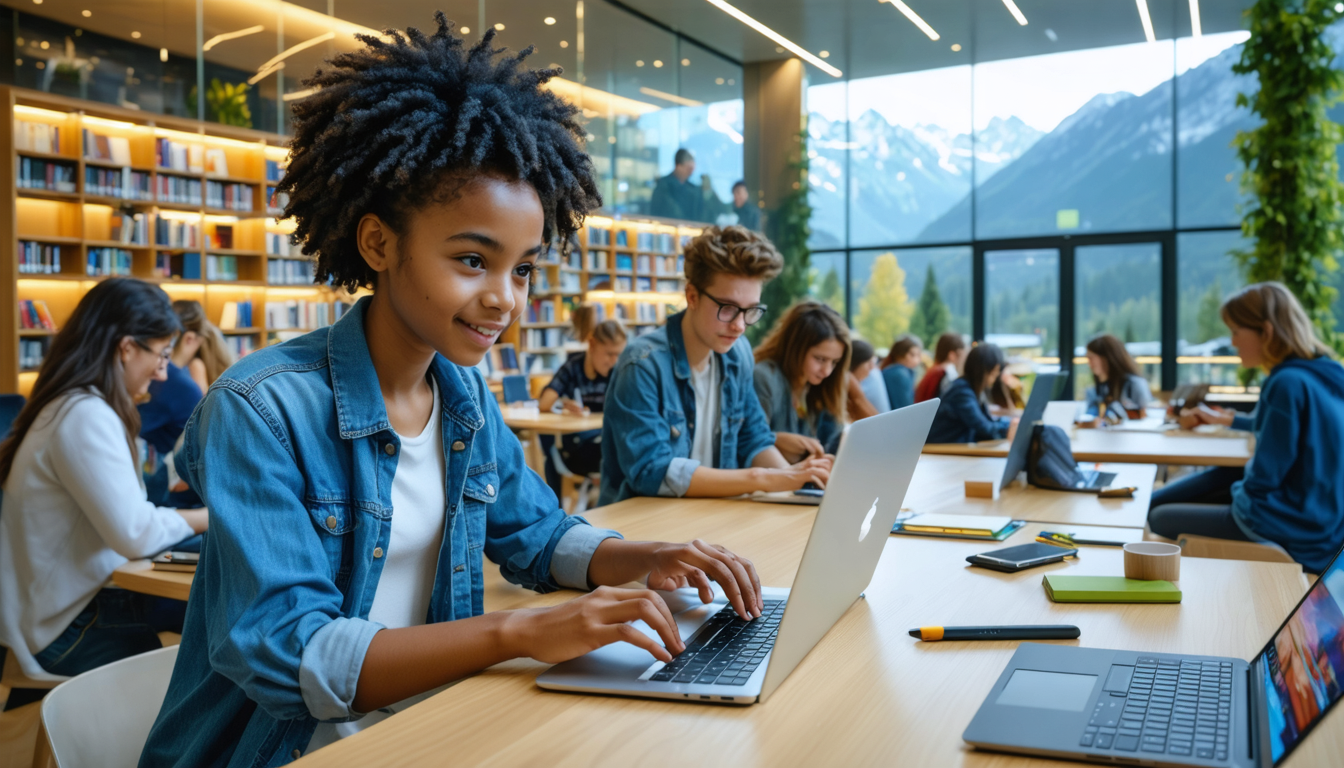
[{"x1": 909, "y1": 625, "x2": 1080, "y2": 641}]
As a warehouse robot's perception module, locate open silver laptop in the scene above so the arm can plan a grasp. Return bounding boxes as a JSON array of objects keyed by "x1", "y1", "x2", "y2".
[{"x1": 536, "y1": 399, "x2": 940, "y2": 704}]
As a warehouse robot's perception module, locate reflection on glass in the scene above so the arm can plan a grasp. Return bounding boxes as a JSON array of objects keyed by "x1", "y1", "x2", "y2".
[
  {"x1": 807, "y1": 81, "x2": 847, "y2": 249},
  {"x1": 850, "y1": 247, "x2": 970, "y2": 349},
  {"x1": 1074, "y1": 243, "x2": 1162, "y2": 397},
  {"x1": 808, "y1": 252, "x2": 846, "y2": 319},
  {"x1": 1176, "y1": 31, "x2": 1256, "y2": 228},
  {"x1": 986, "y1": 249, "x2": 1059, "y2": 360},
  {"x1": 1177, "y1": 230, "x2": 1248, "y2": 385}
]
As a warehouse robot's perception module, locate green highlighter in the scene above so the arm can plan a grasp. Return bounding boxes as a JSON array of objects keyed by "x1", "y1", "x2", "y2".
[{"x1": 1042, "y1": 575, "x2": 1182, "y2": 603}]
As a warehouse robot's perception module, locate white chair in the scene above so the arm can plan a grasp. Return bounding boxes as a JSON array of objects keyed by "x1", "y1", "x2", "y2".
[
  {"x1": 39, "y1": 645, "x2": 178, "y2": 768},
  {"x1": 549, "y1": 442, "x2": 599, "y2": 514}
]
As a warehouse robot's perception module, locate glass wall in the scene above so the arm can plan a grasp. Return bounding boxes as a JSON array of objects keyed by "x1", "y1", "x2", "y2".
[
  {"x1": 850, "y1": 246, "x2": 971, "y2": 350},
  {"x1": 1074, "y1": 243, "x2": 1163, "y2": 394}
]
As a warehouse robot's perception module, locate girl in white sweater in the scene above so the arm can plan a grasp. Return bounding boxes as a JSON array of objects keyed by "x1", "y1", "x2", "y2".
[{"x1": 0, "y1": 278, "x2": 208, "y2": 678}]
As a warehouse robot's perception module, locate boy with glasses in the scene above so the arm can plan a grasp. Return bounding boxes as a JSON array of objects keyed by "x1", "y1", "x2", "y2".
[{"x1": 600, "y1": 225, "x2": 833, "y2": 505}]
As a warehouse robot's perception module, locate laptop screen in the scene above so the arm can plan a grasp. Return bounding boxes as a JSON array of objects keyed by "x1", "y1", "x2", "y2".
[
  {"x1": 998, "y1": 372, "x2": 1065, "y2": 490},
  {"x1": 1258, "y1": 553, "x2": 1344, "y2": 763}
]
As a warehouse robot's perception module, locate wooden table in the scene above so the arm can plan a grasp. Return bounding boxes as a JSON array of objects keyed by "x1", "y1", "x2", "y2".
[
  {"x1": 925, "y1": 427, "x2": 1252, "y2": 467},
  {"x1": 111, "y1": 559, "x2": 192, "y2": 602},
  {"x1": 905, "y1": 455, "x2": 1156, "y2": 529},
  {"x1": 501, "y1": 409, "x2": 605, "y2": 474},
  {"x1": 296, "y1": 497, "x2": 1333, "y2": 768}
]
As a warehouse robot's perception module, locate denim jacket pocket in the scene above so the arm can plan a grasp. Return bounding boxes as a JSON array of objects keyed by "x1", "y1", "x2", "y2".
[
  {"x1": 461, "y1": 465, "x2": 499, "y2": 553},
  {"x1": 304, "y1": 498, "x2": 357, "y2": 590}
]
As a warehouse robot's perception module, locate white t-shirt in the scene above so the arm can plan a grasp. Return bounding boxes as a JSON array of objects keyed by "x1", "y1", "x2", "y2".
[
  {"x1": 689, "y1": 355, "x2": 720, "y2": 467},
  {"x1": 308, "y1": 379, "x2": 447, "y2": 751}
]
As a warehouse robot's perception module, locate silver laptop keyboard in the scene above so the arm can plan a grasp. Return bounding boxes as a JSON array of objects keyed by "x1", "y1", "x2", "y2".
[
  {"x1": 649, "y1": 598, "x2": 786, "y2": 686},
  {"x1": 1082, "y1": 657, "x2": 1235, "y2": 760}
]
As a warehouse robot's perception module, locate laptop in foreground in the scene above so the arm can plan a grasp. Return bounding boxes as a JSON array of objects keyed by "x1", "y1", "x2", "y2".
[
  {"x1": 964, "y1": 546, "x2": 1344, "y2": 766},
  {"x1": 536, "y1": 399, "x2": 939, "y2": 704}
]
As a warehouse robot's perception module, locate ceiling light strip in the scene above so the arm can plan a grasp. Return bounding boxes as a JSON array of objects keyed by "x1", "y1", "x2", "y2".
[
  {"x1": 638, "y1": 87, "x2": 704, "y2": 107},
  {"x1": 251, "y1": 31, "x2": 336, "y2": 84},
  {"x1": 1001, "y1": 0, "x2": 1028, "y2": 26},
  {"x1": 1136, "y1": 0, "x2": 1156, "y2": 43},
  {"x1": 701, "y1": 0, "x2": 842, "y2": 77},
  {"x1": 203, "y1": 25, "x2": 266, "y2": 52},
  {"x1": 1188, "y1": 0, "x2": 1202, "y2": 37},
  {"x1": 882, "y1": 0, "x2": 940, "y2": 41}
]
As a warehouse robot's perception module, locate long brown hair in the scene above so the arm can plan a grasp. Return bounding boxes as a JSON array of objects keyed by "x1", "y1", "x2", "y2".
[
  {"x1": 881, "y1": 334, "x2": 923, "y2": 369},
  {"x1": 569, "y1": 304, "x2": 627, "y2": 346},
  {"x1": 931, "y1": 331, "x2": 966, "y2": 364},
  {"x1": 754, "y1": 300, "x2": 851, "y2": 422},
  {"x1": 173, "y1": 299, "x2": 235, "y2": 384},
  {"x1": 1085, "y1": 333, "x2": 1142, "y2": 407},
  {"x1": 0, "y1": 278, "x2": 181, "y2": 483},
  {"x1": 1220, "y1": 282, "x2": 1333, "y2": 368}
]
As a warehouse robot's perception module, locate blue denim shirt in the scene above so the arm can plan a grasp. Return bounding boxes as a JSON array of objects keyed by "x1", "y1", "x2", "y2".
[
  {"x1": 599, "y1": 310, "x2": 776, "y2": 506},
  {"x1": 140, "y1": 298, "x2": 618, "y2": 767}
]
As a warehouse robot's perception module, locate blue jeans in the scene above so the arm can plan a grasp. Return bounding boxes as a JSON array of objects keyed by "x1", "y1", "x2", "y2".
[
  {"x1": 34, "y1": 589, "x2": 185, "y2": 677},
  {"x1": 1147, "y1": 466, "x2": 1250, "y2": 541}
]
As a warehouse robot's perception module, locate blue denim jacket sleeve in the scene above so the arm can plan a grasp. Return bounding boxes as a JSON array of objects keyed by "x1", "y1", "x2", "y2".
[
  {"x1": 604, "y1": 354, "x2": 688, "y2": 497},
  {"x1": 180, "y1": 386, "x2": 379, "y2": 723}
]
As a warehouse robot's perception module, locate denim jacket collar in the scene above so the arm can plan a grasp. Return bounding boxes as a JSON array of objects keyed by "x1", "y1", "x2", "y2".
[{"x1": 327, "y1": 297, "x2": 485, "y2": 439}]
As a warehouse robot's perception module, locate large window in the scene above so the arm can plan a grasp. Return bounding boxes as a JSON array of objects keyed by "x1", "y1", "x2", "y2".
[
  {"x1": 985, "y1": 249, "x2": 1059, "y2": 361},
  {"x1": 808, "y1": 251, "x2": 847, "y2": 319},
  {"x1": 1177, "y1": 230, "x2": 1249, "y2": 386},
  {"x1": 1075, "y1": 243, "x2": 1163, "y2": 395},
  {"x1": 850, "y1": 247, "x2": 971, "y2": 349}
]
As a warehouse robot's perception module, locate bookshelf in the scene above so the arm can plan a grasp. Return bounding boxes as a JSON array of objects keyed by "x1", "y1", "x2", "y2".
[{"x1": 1, "y1": 86, "x2": 357, "y2": 396}]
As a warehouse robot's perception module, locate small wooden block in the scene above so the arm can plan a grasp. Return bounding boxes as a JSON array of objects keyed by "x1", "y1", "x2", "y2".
[{"x1": 964, "y1": 479, "x2": 1000, "y2": 499}]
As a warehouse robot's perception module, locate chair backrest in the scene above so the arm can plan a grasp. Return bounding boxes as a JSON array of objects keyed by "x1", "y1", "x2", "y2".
[
  {"x1": 41, "y1": 644, "x2": 179, "y2": 768},
  {"x1": 0, "y1": 393, "x2": 24, "y2": 440}
]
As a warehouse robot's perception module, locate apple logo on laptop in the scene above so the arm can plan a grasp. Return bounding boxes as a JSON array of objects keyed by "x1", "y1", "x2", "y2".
[{"x1": 859, "y1": 497, "x2": 879, "y2": 541}]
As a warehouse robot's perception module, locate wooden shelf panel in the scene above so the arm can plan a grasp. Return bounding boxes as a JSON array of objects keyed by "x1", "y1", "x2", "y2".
[
  {"x1": 83, "y1": 158, "x2": 154, "y2": 172},
  {"x1": 17, "y1": 188, "x2": 80, "y2": 201}
]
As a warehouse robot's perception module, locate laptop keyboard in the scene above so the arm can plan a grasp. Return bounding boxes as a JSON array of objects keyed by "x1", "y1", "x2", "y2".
[
  {"x1": 1081, "y1": 657, "x2": 1235, "y2": 760},
  {"x1": 649, "y1": 598, "x2": 786, "y2": 686}
]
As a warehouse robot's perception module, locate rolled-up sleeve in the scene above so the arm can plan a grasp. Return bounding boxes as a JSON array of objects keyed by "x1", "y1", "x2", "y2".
[
  {"x1": 549, "y1": 524, "x2": 622, "y2": 590},
  {"x1": 299, "y1": 617, "x2": 385, "y2": 720},
  {"x1": 657, "y1": 457, "x2": 701, "y2": 497}
]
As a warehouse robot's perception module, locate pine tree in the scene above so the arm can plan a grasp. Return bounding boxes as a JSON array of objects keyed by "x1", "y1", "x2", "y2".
[
  {"x1": 909, "y1": 264, "x2": 951, "y2": 346},
  {"x1": 855, "y1": 253, "x2": 913, "y2": 346},
  {"x1": 814, "y1": 266, "x2": 844, "y2": 314}
]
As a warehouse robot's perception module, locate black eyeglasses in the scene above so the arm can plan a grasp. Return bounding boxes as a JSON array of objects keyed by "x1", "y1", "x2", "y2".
[
  {"x1": 136, "y1": 340, "x2": 172, "y2": 366},
  {"x1": 698, "y1": 288, "x2": 768, "y2": 326}
]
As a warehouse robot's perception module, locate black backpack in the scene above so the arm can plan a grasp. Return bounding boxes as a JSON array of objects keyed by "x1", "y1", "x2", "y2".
[{"x1": 1027, "y1": 424, "x2": 1085, "y2": 490}]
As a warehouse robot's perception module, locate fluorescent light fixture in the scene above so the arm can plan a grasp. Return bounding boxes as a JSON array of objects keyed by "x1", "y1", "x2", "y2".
[
  {"x1": 1136, "y1": 0, "x2": 1156, "y2": 43},
  {"x1": 881, "y1": 0, "x2": 940, "y2": 41},
  {"x1": 82, "y1": 115, "x2": 143, "y2": 130},
  {"x1": 282, "y1": 87, "x2": 317, "y2": 102},
  {"x1": 701, "y1": 0, "x2": 841, "y2": 77},
  {"x1": 1002, "y1": 0, "x2": 1028, "y2": 26},
  {"x1": 586, "y1": 290, "x2": 685, "y2": 303},
  {"x1": 544, "y1": 78, "x2": 660, "y2": 117},
  {"x1": 638, "y1": 87, "x2": 704, "y2": 107},
  {"x1": 13, "y1": 105, "x2": 71, "y2": 120},
  {"x1": 203, "y1": 25, "x2": 265, "y2": 52},
  {"x1": 250, "y1": 32, "x2": 336, "y2": 84},
  {"x1": 1188, "y1": 0, "x2": 1202, "y2": 37}
]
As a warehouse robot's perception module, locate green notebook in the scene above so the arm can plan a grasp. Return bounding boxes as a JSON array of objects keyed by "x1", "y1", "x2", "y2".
[{"x1": 1043, "y1": 575, "x2": 1182, "y2": 603}]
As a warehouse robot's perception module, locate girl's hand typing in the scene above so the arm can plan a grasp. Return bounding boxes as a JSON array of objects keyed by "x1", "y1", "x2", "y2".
[{"x1": 501, "y1": 586, "x2": 684, "y2": 663}]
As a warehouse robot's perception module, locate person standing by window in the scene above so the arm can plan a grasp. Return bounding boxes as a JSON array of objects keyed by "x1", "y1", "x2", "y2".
[{"x1": 730, "y1": 180, "x2": 761, "y2": 231}]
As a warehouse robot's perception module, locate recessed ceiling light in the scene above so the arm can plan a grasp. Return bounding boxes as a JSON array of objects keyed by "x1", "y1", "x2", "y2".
[
  {"x1": 951, "y1": 43, "x2": 961, "y2": 51},
  {"x1": 715, "y1": 77, "x2": 724, "y2": 84},
  {"x1": 559, "y1": 40, "x2": 568, "y2": 47},
  {"x1": 544, "y1": 16, "x2": 556, "y2": 25},
  {"x1": 727, "y1": 78, "x2": 735, "y2": 85},
  {"x1": 160, "y1": 48, "x2": 168, "y2": 62},
  {"x1": 775, "y1": 46, "x2": 784, "y2": 53},
  {"x1": 460, "y1": 26, "x2": 470, "y2": 34},
  {"x1": 81, "y1": 9, "x2": 91, "y2": 17},
  {"x1": 131, "y1": 31, "x2": 142, "y2": 39},
  {"x1": 653, "y1": 60, "x2": 663, "y2": 67},
  {"x1": 494, "y1": 23, "x2": 505, "y2": 31},
  {"x1": 819, "y1": 50, "x2": 830, "y2": 58},
  {"x1": 636, "y1": 60, "x2": 645, "y2": 67},
  {"x1": 31, "y1": 0, "x2": 41, "y2": 5},
  {"x1": 681, "y1": 58, "x2": 690, "y2": 66},
  {"x1": 608, "y1": 136, "x2": 617, "y2": 144},
  {"x1": 14, "y1": 58, "x2": 21, "y2": 66},
  {"x1": 39, "y1": 40, "x2": 49, "y2": 50}
]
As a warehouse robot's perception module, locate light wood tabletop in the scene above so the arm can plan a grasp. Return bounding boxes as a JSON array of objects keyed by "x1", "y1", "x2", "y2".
[
  {"x1": 925, "y1": 427, "x2": 1252, "y2": 467},
  {"x1": 110, "y1": 559, "x2": 192, "y2": 602},
  {"x1": 295, "y1": 496, "x2": 1333, "y2": 768},
  {"x1": 500, "y1": 409, "x2": 604, "y2": 435},
  {"x1": 905, "y1": 454, "x2": 1157, "y2": 529}
]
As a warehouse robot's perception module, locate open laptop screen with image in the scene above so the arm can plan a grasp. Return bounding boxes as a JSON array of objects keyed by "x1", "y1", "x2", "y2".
[{"x1": 1260, "y1": 559, "x2": 1344, "y2": 763}]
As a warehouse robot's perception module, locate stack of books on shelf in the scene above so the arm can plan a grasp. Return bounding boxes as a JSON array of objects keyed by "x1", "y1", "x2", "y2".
[
  {"x1": 654, "y1": 255, "x2": 679, "y2": 275},
  {"x1": 266, "y1": 300, "x2": 351, "y2": 330},
  {"x1": 152, "y1": 253, "x2": 172, "y2": 277},
  {"x1": 17, "y1": 299, "x2": 56, "y2": 330},
  {"x1": 615, "y1": 230, "x2": 629, "y2": 247},
  {"x1": 218, "y1": 300, "x2": 254, "y2": 330},
  {"x1": 82, "y1": 130, "x2": 133, "y2": 165},
  {"x1": 156, "y1": 175, "x2": 203, "y2": 205},
  {"x1": 208, "y1": 225, "x2": 234, "y2": 250},
  {"x1": 657, "y1": 279, "x2": 681, "y2": 293},
  {"x1": 524, "y1": 327, "x2": 565, "y2": 349},
  {"x1": 205, "y1": 255, "x2": 239, "y2": 281},
  {"x1": 18, "y1": 158, "x2": 76, "y2": 193},
  {"x1": 224, "y1": 335, "x2": 256, "y2": 358},
  {"x1": 203, "y1": 148, "x2": 229, "y2": 176},
  {"x1": 527, "y1": 299, "x2": 560, "y2": 323},
  {"x1": 586, "y1": 251, "x2": 608, "y2": 270},
  {"x1": 87, "y1": 248, "x2": 133, "y2": 277},
  {"x1": 156, "y1": 138, "x2": 204, "y2": 173},
  {"x1": 657, "y1": 232, "x2": 676, "y2": 253},
  {"x1": 18, "y1": 241, "x2": 62, "y2": 274},
  {"x1": 14, "y1": 120, "x2": 61, "y2": 153},
  {"x1": 615, "y1": 255, "x2": 633, "y2": 272},
  {"x1": 19, "y1": 338, "x2": 47, "y2": 371},
  {"x1": 635, "y1": 277, "x2": 652, "y2": 292},
  {"x1": 615, "y1": 276, "x2": 633, "y2": 291},
  {"x1": 268, "y1": 258, "x2": 314, "y2": 285},
  {"x1": 586, "y1": 227, "x2": 611, "y2": 246},
  {"x1": 156, "y1": 218, "x2": 201, "y2": 248},
  {"x1": 85, "y1": 166, "x2": 152, "y2": 199},
  {"x1": 265, "y1": 231, "x2": 293, "y2": 256},
  {"x1": 563, "y1": 249, "x2": 582, "y2": 269},
  {"x1": 110, "y1": 212, "x2": 149, "y2": 245},
  {"x1": 636, "y1": 232, "x2": 654, "y2": 250},
  {"x1": 635, "y1": 302, "x2": 658, "y2": 322},
  {"x1": 206, "y1": 181, "x2": 255, "y2": 212}
]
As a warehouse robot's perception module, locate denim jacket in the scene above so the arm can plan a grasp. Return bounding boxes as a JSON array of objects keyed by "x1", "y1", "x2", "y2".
[
  {"x1": 599, "y1": 310, "x2": 776, "y2": 506},
  {"x1": 140, "y1": 298, "x2": 617, "y2": 767}
]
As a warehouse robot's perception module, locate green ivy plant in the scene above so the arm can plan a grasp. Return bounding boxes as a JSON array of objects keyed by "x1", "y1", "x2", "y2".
[
  {"x1": 1232, "y1": 0, "x2": 1344, "y2": 354},
  {"x1": 750, "y1": 126, "x2": 814, "y2": 344},
  {"x1": 187, "y1": 79, "x2": 254, "y2": 129}
]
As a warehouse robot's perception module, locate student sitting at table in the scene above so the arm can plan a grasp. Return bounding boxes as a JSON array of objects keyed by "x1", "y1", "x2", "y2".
[
  {"x1": 849, "y1": 339, "x2": 886, "y2": 418},
  {"x1": 600, "y1": 225, "x2": 833, "y2": 506},
  {"x1": 140, "y1": 22, "x2": 765, "y2": 766},
  {"x1": 0, "y1": 278, "x2": 209, "y2": 680},
  {"x1": 169, "y1": 299, "x2": 235, "y2": 393},
  {"x1": 914, "y1": 331, "x2": 966, "y2": 402},
  {"x1": 880, "y1": 334, "x2": 923, "y2": 410},
  {"x1": 1148, "y1": 282, "x2": 1344, "y2": 573},
  {"x1": 1082, "y1": 333, "x2": 1151, "y2": 422},
  {"x1": 538, "y1": 305, "x2": 627, "y2": 483},
  {"x1": 926, "y1": 343, "x2": 1016, "y2": 444},
  {"x1": 752, "y1": 301, "x2": 850, "y2": 458}
]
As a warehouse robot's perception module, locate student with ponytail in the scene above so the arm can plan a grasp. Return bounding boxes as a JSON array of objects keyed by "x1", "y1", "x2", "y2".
[
  {"x1": 538, "y1": 305, "x2": 628, "y2": 478},
  {"x1": 170, "y1": 299, "x2": 235, "y2": 392}
]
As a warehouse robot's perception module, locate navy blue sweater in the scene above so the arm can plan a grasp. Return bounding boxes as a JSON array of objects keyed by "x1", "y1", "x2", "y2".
[
  {"x1": 927, "y1": 377, "x2": 1010, "y2": 444},
  {"x1": 1231, "y1": 355, "x2": 1344, "y2": 573}
]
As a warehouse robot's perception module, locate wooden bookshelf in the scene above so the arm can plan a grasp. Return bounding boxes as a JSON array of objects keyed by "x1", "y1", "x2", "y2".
[{"x1": 1, "y1": 86, "x2": 357, "y2": 396}]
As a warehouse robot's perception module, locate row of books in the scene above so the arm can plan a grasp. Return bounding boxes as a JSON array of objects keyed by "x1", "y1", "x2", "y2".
[
  {"x1": 156, "y1": 139, "x2": 204, "y2": 173},
  {"x1": 18, "y1": 158, "x2": 77, "y2": 193},
  {"x1": 526, "y1": 298, "x2": 563, "y2": 324},
  {"x1": 583, "y1": 229, "x2": 684, "y2": 253},
  {"x1": 15, "y1": 120, "x2": 62, "y2": 154},
  {"x1": 537, "y1": 249, "x2": 582, "y2": 269},
  {"x1": 265, "y1": 300, "x2": 352, "y2": 330},
  {"x1": 265, "y1": 159, "x2": 284, "y2": 182},
  {"x1": 224, "y1": 335, "x2": 255, "y2": 358},
  {"x1": 19, "y1": 338, "x2": 47, "y2": 371},
  {"x1": 218, "y1": 300, "x2": 254, "y2": 329},
  {"x1": 586, "y1": 227, "x2": 612, "y2": 246},
  {"x1": 18, "y1": 241, "x2": 62, "y2": 274},
  {"x1": 523, "y1": 327, "x2": 568, "y2": 349},
  {"x1": 85, "y1": 166, "x2": 153, "y2": 200},
  {"x1": 268, "y1": 258, "x2": 315, "y2": 285},
  {"x1": 533, "y1": 270, "x2": 580, "y2": 294},
  {"x1": 150, "y1": 253, "x2": 173, "y2": 278},
  {"x1": 83, "y1": 130, "x2": 133, "y2": 165},
  {"x1": 17, "y1": 299, "x2": 56, "y2": 330},
  {"x1": 156, "y1": 175, "x2": 203, "y2": 205},
  {"x1": 205, "y1": 255, "x2": 240, "y2": 281},
  {"x1": 110, "y1": 213, "x2": 150, "y2": 246},
  {"x1": 265, "y1": 232, "x2": 294, "y2": 257},
  {"x1": 209, "y1": 225, "x2": 234, "y2": 250},
  {"x1": 156, "y1": 218, "x2": 201, "y2": 248},
  {"x1": 205, "y1": 181, "x2": 255, "y2": 212},
  {"x1": 87, "y1": 248, "x2": 133, "y2": 277}
]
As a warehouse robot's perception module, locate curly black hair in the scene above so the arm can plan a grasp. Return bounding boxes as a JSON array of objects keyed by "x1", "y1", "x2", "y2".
[{"x1": 278, "y1": 12, "x2": 602, "y2": 291}]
